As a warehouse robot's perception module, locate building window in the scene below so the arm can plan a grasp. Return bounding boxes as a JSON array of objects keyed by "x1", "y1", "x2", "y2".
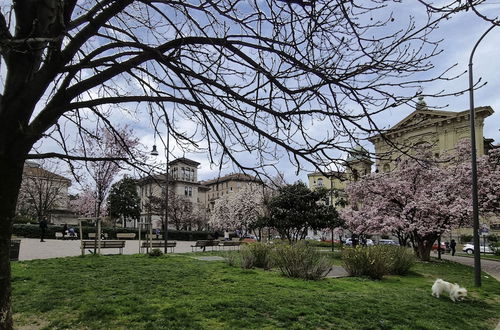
[
  {"x1": 185, "y1": 186, "x2": 189, "y2": 196},
  {"x1": 188, "y1": 187, "x2": 192, "y2": 197},
  {"x1": 317, "y1": 178, "x2": 324, "y2": 187}
]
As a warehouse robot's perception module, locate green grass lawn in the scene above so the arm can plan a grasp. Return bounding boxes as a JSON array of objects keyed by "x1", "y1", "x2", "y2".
[{"x1": 11, "y1": 253, "x2": 500, "y2": 330}]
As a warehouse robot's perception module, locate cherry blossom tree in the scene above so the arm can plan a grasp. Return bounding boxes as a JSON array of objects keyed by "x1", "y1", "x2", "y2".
[
  {"x1": 70, "y1": 188, "x2": 103, "y2": 218},
  {"x1": 209, "y1": 185, "x2": 265, "y2": 237},
  {"x1": 342, "y1": 142, "x2": 500, "y2": 261}
]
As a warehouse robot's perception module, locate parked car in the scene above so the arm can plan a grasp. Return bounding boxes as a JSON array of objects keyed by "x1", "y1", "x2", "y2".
[
  {"x1": 378, "y1": 239, "x2": 399, "y2": 246},
  {"x1": 344, "y1": 238, "x2": 374, "y2": 246},
  {"x1": 431, "y1": 242, "x2": 447, "y2": 252},
  {"x1": 462, "y1": 243, "x2": 494, "y2": 254}
]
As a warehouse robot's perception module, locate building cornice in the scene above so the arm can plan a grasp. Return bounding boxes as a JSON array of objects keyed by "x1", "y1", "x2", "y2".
[{"x1": 368, "y1": 106, "x2": 494, "y2": 143}]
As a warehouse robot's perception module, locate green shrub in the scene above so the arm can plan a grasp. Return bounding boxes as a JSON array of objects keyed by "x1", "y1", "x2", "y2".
[
  {"x1": 272, "y1": 242, "x2": 332, "y2": 280},
  {"x1": 240, "y1": 243, "x2": 273, "y2": 269},
  {"x1": 487, "y1": 235, "x2": 498, "y2": 243},
  {"x1": 240, "y1": 248, "x2": 257, "y2": 269},
  {"x1": 221, "y1": 251, "x2": 241, "y2": 267},
  {"x1": 341, "y1": 246, "x2": 390, "y2": 280},
  {"x1": 148, "y1": 249, "x2": 163, "y2": 257},
  {"x1": 385, "y1": 246, "x2": 415, "y2": 275},
  {"x1": 460, "y1": 234, "x2": 473, "y2": 244}
]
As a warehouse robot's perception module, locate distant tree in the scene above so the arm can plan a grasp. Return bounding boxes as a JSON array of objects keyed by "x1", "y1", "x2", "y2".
[
  {"x1": 16, "y1": 161, "x2": 70, "y2": 222},
  {"x1": 342, "y1": 142, "x2": 500, "y2": 261},
  {"x1": 79, "y1": 127, "x2": 140, "y2": 218},
  {"x1": 70, "y1": 189, "x2": 99, "y2": 218},
  {"x1": 107, "y1": 177, "x2": 141, "y2": 228},
  {"x1": 266, "y1": 182, "x2": 340, "y2": 243},
  {"x1": 144, "y1": 190, "x2": 197, "y2": 231},
  {"x1": 209, "y1": 185, "x2": 265, "y2": 237}
]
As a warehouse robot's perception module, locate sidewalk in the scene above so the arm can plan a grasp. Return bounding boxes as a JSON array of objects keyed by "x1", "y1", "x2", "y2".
[
  {"x1": 438, "y1": 253, "x2": 500, "y2": 281},
  {"x1": 16, "y1": 238, "x2": 223, "y2": 261}
]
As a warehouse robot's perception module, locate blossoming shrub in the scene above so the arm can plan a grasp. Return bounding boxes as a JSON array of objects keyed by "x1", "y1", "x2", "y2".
[
  {"x1": 240, "y1": 242, "x2": 273, "y2": 269},
  {"x1": 272, "y1": 242, "x2": 332, "y2": 280},
  {"x1": 341, "y1": 246, "x2": 390, "y2": 280}
]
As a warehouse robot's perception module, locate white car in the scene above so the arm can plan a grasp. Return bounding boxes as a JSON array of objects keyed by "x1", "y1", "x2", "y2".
[
  {"x1": 462, "y1": 243, "x2": 494, "y2": 254},
  {"x1": 378, "y1": 239, "x2": 399, "y2": 246}
]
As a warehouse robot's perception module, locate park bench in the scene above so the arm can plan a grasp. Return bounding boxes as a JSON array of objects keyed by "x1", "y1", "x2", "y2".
[
  {"x1": 81, "y1": 240, "x2": 125, "y2": 255},
  {"x1": 141, "y1": 241, "x2": 176, "y2": 252},
  {"x1": 219, "y1": 241, "x2": 241, "y2": 249},
  {"x1": 191, "y1": 240, "x2": 220, "y2": 252},
  {"x1": 116, "y1": 233, "x2": 136, "y2": 239},
  {"x1": 88, "y1": 232, "x2": 109, "y2": 239}
]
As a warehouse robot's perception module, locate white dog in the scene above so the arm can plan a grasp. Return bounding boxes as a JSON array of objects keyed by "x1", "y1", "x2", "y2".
[{"x1": 431, "y1": 279, "x2": 467, "y2": 302}]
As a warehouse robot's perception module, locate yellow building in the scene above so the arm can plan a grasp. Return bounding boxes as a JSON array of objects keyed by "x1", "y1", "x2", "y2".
[
  {"x1": 369, "y1": 97, "x2": 494, "y2": 173},
  {"x1": 307, "y1": 147, "x2": 373, "y2": 206}
]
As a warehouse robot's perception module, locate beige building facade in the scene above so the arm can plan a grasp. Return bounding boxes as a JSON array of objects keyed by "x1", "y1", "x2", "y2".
[
  {"x1": 136, "y1": 158, "x2": 263, "y2": 229},
  {"x1": 201, "y1": 173, "x2": 263, "y2": 212},
  {"x1": 17, "y1": 161, "x2": 73, "y2": 223},
  {"x1": 137, "y1": 157, "x2": 202, "y2": 228},
  {"x1": 369, "y1": 99, "x2": 494, "y2": 173}
]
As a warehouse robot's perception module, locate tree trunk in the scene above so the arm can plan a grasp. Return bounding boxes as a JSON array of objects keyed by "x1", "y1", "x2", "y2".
[
  {"x1": 415, "y1": 240, "x2": 434, "y2": 261},
  {"x1": 0, "y1": 157, "x2": 25, "y2": 330}
]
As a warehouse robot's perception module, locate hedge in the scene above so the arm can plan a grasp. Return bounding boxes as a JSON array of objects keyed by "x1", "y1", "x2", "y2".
[{"x1": 12, "y1": 224, "x2": 214, "y2": 241}]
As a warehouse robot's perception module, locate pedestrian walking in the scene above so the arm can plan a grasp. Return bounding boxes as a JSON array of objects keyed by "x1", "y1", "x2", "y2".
[
  {"x1": 39, "y1": 217, "x2": 48, "y2": 242},
  {"x1": 450, "y1": 239, "x2": 457, "y2": 256}
]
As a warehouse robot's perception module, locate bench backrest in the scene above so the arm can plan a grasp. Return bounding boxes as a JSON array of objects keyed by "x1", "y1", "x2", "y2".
[
  {"x1": 141, "y1": 241, "x2": 176, "y2": 248},
  {"x1": 82, "y1": 240, "x2": 125, "y2": 248},
  {"x1": 116, "y1": 233, "x2": 136, "y2": 239}
]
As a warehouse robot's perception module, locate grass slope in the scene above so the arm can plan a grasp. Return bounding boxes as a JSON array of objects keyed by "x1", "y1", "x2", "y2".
[{"x1": 11, "y1": 253, "x2": 500, "y2": 329}]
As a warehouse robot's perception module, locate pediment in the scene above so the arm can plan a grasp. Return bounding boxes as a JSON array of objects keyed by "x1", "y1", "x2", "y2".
[{"x1": 390, "y1": 110, "x2": 455, "y2": 132}]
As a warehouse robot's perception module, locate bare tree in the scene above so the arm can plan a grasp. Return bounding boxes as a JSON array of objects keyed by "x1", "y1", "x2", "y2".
[
  {"x1": 0, "y1": 0, "x2": 481, "y2": 327},
  {"x1": 16, "y1": 161, "x2": 70, "y2": 222}
]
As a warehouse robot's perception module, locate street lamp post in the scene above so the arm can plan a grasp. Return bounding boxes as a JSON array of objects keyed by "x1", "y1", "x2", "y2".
[
  {"x1": 468, "y1": 24, "x2": 496, "y2": 287},
  {"x1": 151, "y1": 123, "x2": 170, "y2": 254}
]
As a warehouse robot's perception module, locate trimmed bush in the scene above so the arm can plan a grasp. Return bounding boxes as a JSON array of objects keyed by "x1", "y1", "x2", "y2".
[
  {"x1": 341, "y1": 246, "x2": 390, "y2": 280},
  {"x1": 240, "y1": 243, "x2": 273, "y2": 269},
  {"x1": 272, "y1": 242, "x2": 332, "y2": 280}
]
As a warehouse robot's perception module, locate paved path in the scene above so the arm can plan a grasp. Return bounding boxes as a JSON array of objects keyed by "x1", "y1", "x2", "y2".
[
  {"x1": 438, "y1": 254, "x2": 500, "y2": 281},
  {"x1": 16, "y1": 238, "x2": 229, "y2": 260}
]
